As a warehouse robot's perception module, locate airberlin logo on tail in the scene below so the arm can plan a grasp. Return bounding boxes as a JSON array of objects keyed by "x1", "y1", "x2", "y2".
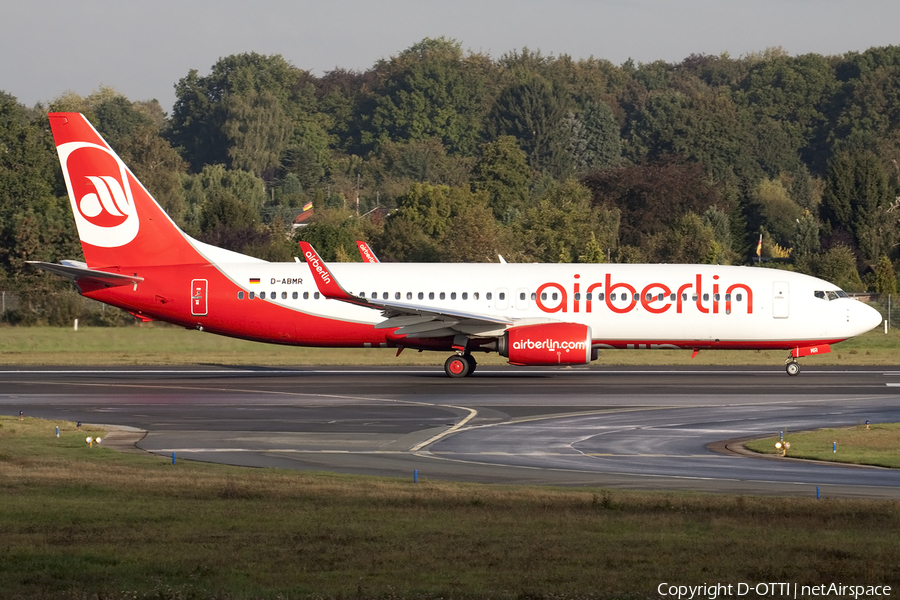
[{"x1": 57, "y1": 142, "x2": 139, "y2": 248}]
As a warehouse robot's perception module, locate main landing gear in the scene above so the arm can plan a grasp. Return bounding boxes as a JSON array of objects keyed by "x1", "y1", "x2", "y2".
[
  {"x1": 444, "y1": 353, "x2": 477, "y2": 378},
  {"x1": 785, "y1": 357, "x2": 801, "y2": 376}
]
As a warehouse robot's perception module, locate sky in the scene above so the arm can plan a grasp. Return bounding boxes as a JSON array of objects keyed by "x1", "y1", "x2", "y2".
[{"x1": 3, "y1": 0, "x2": 899, "y2": 113}]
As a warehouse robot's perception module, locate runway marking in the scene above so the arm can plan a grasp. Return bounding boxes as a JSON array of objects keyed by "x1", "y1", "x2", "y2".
[
  {"x1": 409, "y1": 406, "x2": 479, "y2": 452},
  {"x1": 5, "y1": 367, "x2": 900, "y2": 376}
]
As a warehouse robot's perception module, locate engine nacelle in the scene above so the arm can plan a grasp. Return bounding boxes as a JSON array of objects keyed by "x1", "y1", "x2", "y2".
[{"x1": 498, "y1": 323, "x2": 594, "y2": 366}]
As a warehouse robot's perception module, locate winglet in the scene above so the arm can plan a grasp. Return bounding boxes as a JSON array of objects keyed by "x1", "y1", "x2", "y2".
[
  {"x1": 298, "y1": 241, "x2": 361, "y2": 303},
  {"x1": 356, "y1": 241, "x2": 380, "y2": 263}
]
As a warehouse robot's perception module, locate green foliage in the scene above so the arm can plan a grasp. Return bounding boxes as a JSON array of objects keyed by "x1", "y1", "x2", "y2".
[
  {"x1": 811, "y1": 245, "x2": 865, "y2": 292},
  {"x1": 487, "y1": 76, "x2": 573, "y2": 178},
  {"x1": 871, "y1": 255, "x2": 898, "y2": 294},
  {"x1": 518, "y1": 180, "x2": 619, "y2": 263},
  {"x1": 366, "y1": 37, "x2": 487, "y2": 155},
  {"x1": 822, "y1": 150, "x2": 896, "y2": 263},
  {"x1": 470, "y1": 136, "x2": 531, "y2": 220}
]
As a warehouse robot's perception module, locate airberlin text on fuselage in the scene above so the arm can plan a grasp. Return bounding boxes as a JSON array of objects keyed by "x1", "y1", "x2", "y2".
[
  {"x1": 304, "y1": 251, "x2": 332, "y2": 285},
  {"x1": 535, "y1": 273, "x2": 753, "y2": 315}
]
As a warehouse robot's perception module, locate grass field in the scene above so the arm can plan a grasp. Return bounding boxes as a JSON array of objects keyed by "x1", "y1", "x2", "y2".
[
  {"x1": 745, "y1": 423, "x2": 900, "y2": 468},
  {"x1": 2, "y1": 323, "x2": 900, "y2": 366},
  {"x1": 1, "y1": 415, "x2": 899, "y2": 600}
]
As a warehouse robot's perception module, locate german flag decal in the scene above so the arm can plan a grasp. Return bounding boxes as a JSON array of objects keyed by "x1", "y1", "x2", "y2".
[{"x1": 249, "y1": 278, "x2": 260, "y2": 284}]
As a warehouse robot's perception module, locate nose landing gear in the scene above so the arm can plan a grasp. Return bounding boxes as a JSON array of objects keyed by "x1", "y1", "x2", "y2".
[{"x1": 785, "y1": 357, "x2": 800, "y2": 376}]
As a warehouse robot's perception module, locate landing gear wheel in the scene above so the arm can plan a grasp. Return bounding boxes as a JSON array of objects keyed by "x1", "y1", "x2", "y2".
[
  {"x1": 786, "y1": 361, "x2": 800, "y2": 376},
  {"x1": 464, "y1": 354, "x2": 477, "y2": 375},
  {"x1": 444, "y1": 354, "x2": 470, "y2": 378}
]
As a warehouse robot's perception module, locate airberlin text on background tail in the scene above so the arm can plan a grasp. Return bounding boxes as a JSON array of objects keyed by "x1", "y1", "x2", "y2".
[{"x1": 29, "y1": 113, "x2": 884, "y2": 377}]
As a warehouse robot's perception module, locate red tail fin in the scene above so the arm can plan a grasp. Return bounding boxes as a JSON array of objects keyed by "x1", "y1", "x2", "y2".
[{"x1": 49, "y1": 113, "x2": 198, "y2": 269}]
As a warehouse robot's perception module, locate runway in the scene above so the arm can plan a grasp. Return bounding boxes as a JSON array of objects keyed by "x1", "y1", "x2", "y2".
[{"x1": 2, "y1": 365, "x2": 899, "y2": 497}]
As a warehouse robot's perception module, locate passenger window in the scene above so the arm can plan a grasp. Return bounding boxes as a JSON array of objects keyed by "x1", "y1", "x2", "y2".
[
  {"x1": 611, "y1": 293, "x2": 617, "y2": 301},
  {"x1": 249, "y1": 292, "x2": 255, "y2": 299},
  {"x1": 371, "y1": 292, "x2": 377, "y2": 299},
  {"x1": 395, "y1": 292, "x2": 401, "y2": 300},
  {"x1": 271, "y1": 291, "x2": 276, "y2": 299},
  {"x1": 359, "y1": 292, "x2": 365, "y2": 298},
  {"x1": 462, "y1": 292, "x2": 468, "y2": 300},
  {"x1": 670, "y1": 294, "x2": 676, "y2": 301},
  {"x1": 633, "y1": 293, "x2": 639, "y2": 301},
  {"x1": 714, "y1": 294, "x2": 720, "y2": 301},
  {"x1": 314, "y1": 292, "x2": 320, "y2": 299},
  {"x1": 260, "y1": 291, "x2": 266, "y2": 299},
  {"x1": 486, "y1": 292, "x2": 492, "y2": 300},
  {"x1": 551, "y1": 292, "x2": 557, "y2": 301},
  {"x1": 418, "y1": 292, "x2": 424, "y2": 300},
  {"x1": 303, "y1": 292, "x2": 309, "y2": 299},
  {"x1": 573, "y1": 293, "x2": 580, "y2": 301},
  {"x1": 682, "y1": 293, "x2": 688, "y2": 301},
  {"x1": 692, "y1": 294, "x2": 698, "y2": 301},
  {"x1": 238, "y1": 291, "x2": 244, "y2": 300},
  {"x1": 645, "y1": 293, "x2": 652, "y2": 301},
  {"x1": 586, "y1": 293, "x2": 592, "y2": 301},
  {"x1": 383, "y1": 292, "x2": 388, "y2": 300},
  {"x1": 703, "y1": 293, "x2": 709, "y2": 301},
  {"x1": 451, "y1": 292, "x2": 456, "y2": 300},
  {"x1": 282, "y1": 292, "x2": 287, "y2": 300},
  {"x1": 499, "y1": 292, "x2": 505, "y2": 300},
  {"x1": 429, "y1": 292, "x2": 435, "y2": 300},
  {"x1": 658, "y1": 293, "x2": 664, "y2": 301},
  {"x1": 725, "y1": 294, "x2": 731, "y2": 301},
  {"x1": 474, "y1": 292, "x2": 479, "y2": 300},
  {"x1": 736, "y1": 293, "x2": 743, "y2": 301},
  {"x1": 598, "y1": 293, "x2": 604, "y2": 300},
  {"x1": 407, "y1": 292, "x2": 412, "y2": 300},
  {"x1": 440, "y1": 292, "x2": 446, "y2": 300},
  {"x1": 541, "y1": 292, "x2": 547, "y2": 300},
  {"x1": 292, "y1": 292, "x2": 298, "y2": 300}
]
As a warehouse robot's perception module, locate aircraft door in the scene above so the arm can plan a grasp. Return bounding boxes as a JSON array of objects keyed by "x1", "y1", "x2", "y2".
[
  {"x1": 515, "y1": 288, "x2": 530, "y2": 311},
  {"x1": 495, "y1": 288, "x2": 509, "y2": 310},
  {"x1": 191, "y1": 279, "x2": 208, "y2": 316},
  {"x1": 773, "y1": 281, "x2": 789, "y2": 318}
]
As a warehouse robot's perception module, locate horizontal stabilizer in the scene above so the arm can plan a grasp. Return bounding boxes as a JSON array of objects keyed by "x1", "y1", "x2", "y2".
[{"x1": 27, "y1": 261, "x2": 144, "y2": 290}]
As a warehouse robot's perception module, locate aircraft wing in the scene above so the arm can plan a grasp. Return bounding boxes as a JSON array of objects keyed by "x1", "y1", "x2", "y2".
[
  {"x1": 28, "y1": 261, "x2": 144, "y2": 291},
  {"x1": 298, "y1": 242, "x2": 518, "y2": 338}
]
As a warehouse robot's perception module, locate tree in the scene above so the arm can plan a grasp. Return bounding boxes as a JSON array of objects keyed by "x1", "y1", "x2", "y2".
[
  {"x1": 872, "y1": 255, "x2": 898, "y2": 294},
  {"x1": 568, "y1": 99, "x2": 621, "y2": 173},
  {"x1": 647, "y1": 212, "x2": 720, "y2": 264},
  {"x1": 821, "y1": 150, "x2": 896, "y2": 263},
  {"x1": 470, "y1": 136, "x2": 531, "y2": 220},
  {"x1": 517, "y1": 180, "x2": 619, "y2": 263},
  {"x1": 366, "y1": 38, "x2": 488, "y2": 155},
  {"x1": 582, "y1": 157, "x2": 725, "y2": 250},
  {"x1": 811, "y1": 245, "x2": 865, "y2": 292},
  {"x1": 487, "y1": 77, "x2": 573, "y2": 178},
  {"x1": 222, "y1": 91, "x2": 294, "y2": 176}
]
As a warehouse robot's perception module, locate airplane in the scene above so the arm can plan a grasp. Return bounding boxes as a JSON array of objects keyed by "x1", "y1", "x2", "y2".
[
  {"x1": 356, "y1": 240, "x2": 380, "y2": 263},
  {"x1": 30, "y1": 112, "x2": 884, "y2": 378}
]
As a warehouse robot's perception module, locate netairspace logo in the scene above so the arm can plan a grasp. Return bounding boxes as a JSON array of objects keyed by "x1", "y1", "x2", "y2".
[{"x1": 657, "y1": 582, "x2": 892, "y2": 600}]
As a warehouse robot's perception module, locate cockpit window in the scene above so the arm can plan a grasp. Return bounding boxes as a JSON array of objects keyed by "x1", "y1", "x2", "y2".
[{"x1": 815, "y1": 290, "x2": 847, "y2": 301}]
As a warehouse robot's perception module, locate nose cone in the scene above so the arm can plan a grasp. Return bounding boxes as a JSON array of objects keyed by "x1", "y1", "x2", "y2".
[{"x1": 857, "y1": 301, "x2": 883, "y2": 334}]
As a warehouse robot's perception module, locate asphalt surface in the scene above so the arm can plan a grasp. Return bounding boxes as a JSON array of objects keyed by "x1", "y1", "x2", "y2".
[{"x1": 2, "y1": 365, "x2": 899, "y2": 497}]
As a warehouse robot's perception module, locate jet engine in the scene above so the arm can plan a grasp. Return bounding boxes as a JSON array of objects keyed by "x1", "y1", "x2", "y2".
[{"x1": 498, "y1": 323, "x2": 595, "y2": 365}]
